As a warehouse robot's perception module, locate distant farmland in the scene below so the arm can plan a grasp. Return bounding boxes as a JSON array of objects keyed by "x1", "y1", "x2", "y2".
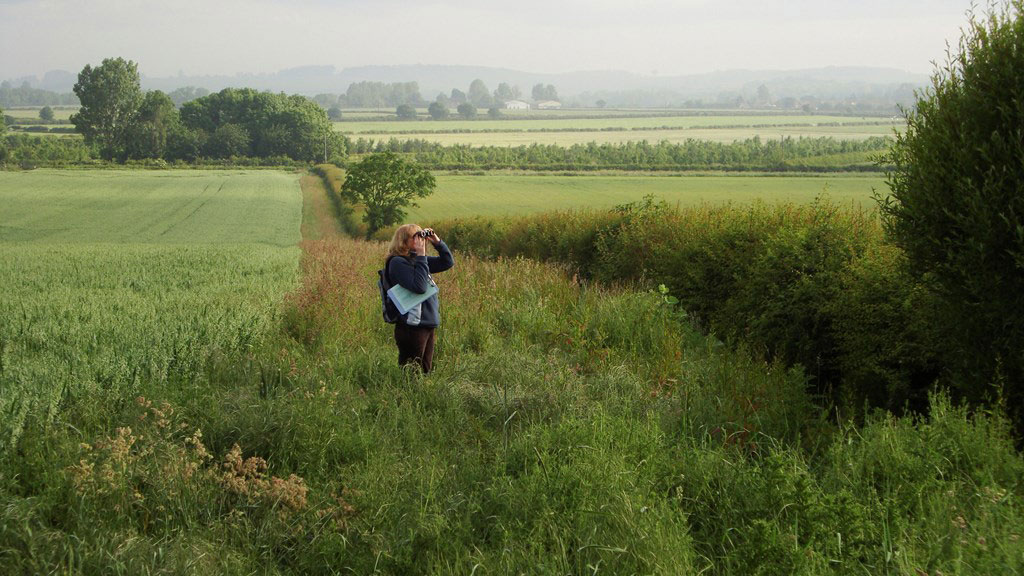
[
  {"x1": 404, "y1": 172, "x2": 885, "y2": 221},
  {"x1": 337, "y1": 112, "x2": 902, "y2": 147},
  {"x1": 338, "y1": 113, "x2": 898, "y2": 133},
  {"x1": 3, "y1": 107, "x2": 77, "y2": 122}
]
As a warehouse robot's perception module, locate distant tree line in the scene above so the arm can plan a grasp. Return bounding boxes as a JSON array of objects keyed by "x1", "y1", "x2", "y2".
[
  {"x1": 167, "y1": 86, "x2": 210, "y2": 107},
  {"x1": 0, "y1": 81, "x2": 78, "y2": 107},
  {"x1": 348, "y1": 136, "x2": 892, "y2": 172},
  {"x1": 313, "y1": 82, "x2": 425, "y2": 110},
  {"x1": 312, "y1": 79, "x2": 554, "y2": 114},
  {"x1": 573, "y1": 84, "x2": 919, "y2": 113},
  {"x1": 70, "y1": 58, "x2": 345, "y2": 163}
]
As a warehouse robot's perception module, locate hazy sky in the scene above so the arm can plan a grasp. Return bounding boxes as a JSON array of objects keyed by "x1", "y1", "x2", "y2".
[{"x1": 1, "y1": 0, "x2": 973, "y2": 80}]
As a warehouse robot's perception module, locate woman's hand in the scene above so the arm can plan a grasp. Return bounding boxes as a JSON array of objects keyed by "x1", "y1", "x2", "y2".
[
  {"x1": 428, "y1": 230, "x2": 442, "y2": 246},
  {"x1": 412, "y1": 234, "x2": 426, "y2": 254}
]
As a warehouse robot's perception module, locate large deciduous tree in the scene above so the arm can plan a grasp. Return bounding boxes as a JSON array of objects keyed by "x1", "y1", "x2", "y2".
[
  {"x1": 879, "y1": 1, "x2": 1024, "y2": 420},
  {"x1": 531, "y1": 83, "x2": 558, "y2": 101},
  {"x1": 468, "y1": 79, "x2": 491, "y2": 107},
  {"x1": 125, "y1": 90, "x2": 180, "y2": 160},
  {"x1": 493, "y1": 82, "x2": 517, "y2": 103},
  {"x1": 341, "y1": 151, "x2": 435, "y2": 238},
  {"x1": 71, "y1": 57, "x2": 143, "y2": 160}
]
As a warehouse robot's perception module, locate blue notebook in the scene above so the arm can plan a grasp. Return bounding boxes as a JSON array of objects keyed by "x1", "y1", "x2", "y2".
[{"x1": 387, "y1": 282, "x2": 438, "y2": 315}]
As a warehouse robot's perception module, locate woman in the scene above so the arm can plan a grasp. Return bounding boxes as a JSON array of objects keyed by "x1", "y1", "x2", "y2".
[{"x1": 385, "y1": 224, "x2": 455, "y2": 373}]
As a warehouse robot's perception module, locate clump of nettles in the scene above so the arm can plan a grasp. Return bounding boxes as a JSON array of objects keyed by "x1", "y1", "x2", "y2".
[{"x1": 68, "y1": 396, "x2": 354, "y2": 531}]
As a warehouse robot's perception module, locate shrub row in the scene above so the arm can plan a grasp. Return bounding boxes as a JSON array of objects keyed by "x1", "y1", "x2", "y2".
[
  {"x1": 433, "y1": 199, "x2": 946, "y2": 415},
  {"x1": 0, "y1": 134, "x2": 322, "y2": 170},
  {"x1": 347, "y1": 120, "x2": 894, "y2": 136},
  {"x1": 348, "y1": 136, "x2": 891, "y2": 172}
]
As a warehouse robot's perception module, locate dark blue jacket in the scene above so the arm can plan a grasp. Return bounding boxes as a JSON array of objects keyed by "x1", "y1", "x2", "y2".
[{"x1": 387, "y1": 241, "x2": 454, "y2": 327}]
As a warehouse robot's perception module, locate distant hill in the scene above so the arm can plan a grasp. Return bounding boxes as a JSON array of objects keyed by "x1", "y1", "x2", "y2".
[{"x1": 7, "y1": 64, "x2": 929, "y2": 106}]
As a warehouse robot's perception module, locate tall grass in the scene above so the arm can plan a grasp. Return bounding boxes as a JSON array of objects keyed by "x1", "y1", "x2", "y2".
[{"x1": 1, "y1": 172, "x2": 1021, "y2": 574}]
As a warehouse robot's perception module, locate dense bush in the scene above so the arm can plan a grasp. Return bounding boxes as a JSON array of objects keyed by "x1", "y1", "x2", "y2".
[
  {"x1": 434, "y1": 199, "x2": 945, "y2": 414},
  {"x1": 181, "y1": 88, "x2": 347, "y2": 163},
  {"x1": 3, "y1": 134, "x2": 96, "y2": 168},
  {"x1": 881, "y1": 1, "x2": 1024, "y2": 420}
]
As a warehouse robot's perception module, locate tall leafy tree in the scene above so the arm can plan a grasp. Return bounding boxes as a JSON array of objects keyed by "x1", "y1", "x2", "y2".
[
  {"x1": 493, "y1": 82, "x2": 517, "y2": 103},
  {"x1": 341, "y1": 151, "x2": 436, "y2": 238},
  {"x1": 125, "y1": 90, "x2": 180, "y2": 160},
  {"x1": 71, "y1": 57, "x2": 143, "y2": 160},
  {"x1": 532, "y1": 84, "x2": 558, "y2": 101},
  {"x1": 449, "y1": 88, "x2": 467, "y2": 105},
  {"x1": 204, "y1": 123, "x2": 251, "y2": 158},
  {"x1": 468, "y1": 79, "x2": 491, "y2": 107},
  {"x1": 879, "y1": 0, "x2": 1024, "y2": 420}
]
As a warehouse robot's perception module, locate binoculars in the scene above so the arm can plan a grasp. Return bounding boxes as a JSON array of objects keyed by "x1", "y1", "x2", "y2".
[{"x1": 416, "y1": 228, "x2": 434, "y2": 239}]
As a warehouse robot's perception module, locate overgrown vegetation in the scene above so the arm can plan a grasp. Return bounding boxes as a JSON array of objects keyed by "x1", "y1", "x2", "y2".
[
  {"x1": 881, "y1": 0, "x2": 1024, "y2": 425},
  {"x1": 2, "y1": 173, "x2": 1021, "y2": 573},
  {"x1": 431, "y1": 199, "x2": 946, "y2": 417}
]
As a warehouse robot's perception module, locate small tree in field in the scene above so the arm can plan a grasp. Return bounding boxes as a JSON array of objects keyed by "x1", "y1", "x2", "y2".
[
  {"x1": 428, "y1": 101, "x2": 449, "y2": 120},
  {"x1": 880, "y1": 1, "x2": 1024, "y2": 419},
  {"x1": 342, "y1": 151, "x2": 436, "y2": 238},
  {"x1": 39, "y1": 106, "x2": 54, "y2": 121},
  {"x1": 396, "y1": 104, "x2": 417, "y2": 119},
  {"x1": 457, "y1": 102, "x2": 476, "y2": 119}
]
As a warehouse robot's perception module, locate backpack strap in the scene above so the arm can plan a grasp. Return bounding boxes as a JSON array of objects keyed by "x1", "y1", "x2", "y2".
[{"x1": 383, "y1": 255, "x2": 396, "y2": 287}]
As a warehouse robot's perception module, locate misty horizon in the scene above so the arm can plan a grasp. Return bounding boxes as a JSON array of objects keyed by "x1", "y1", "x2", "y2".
[{"x1": 1, "y1": 0, "x2": 973, "y2": 83}]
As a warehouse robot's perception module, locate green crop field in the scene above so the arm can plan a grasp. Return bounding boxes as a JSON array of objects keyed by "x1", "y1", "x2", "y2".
[
  {"x1": 353, "y1": 124, "x2": 898, "y2": 146},
  {"x1": 338, "y1": 113, "x2": 902, "y2": 146},
  {"x1": 0, "y1": 170, "x2": 301, "y2": 449},
  {"x1": 337, "y1": 113, "x2": 897, "y2": 133},
  {"x1": 3, "y1": 107, "x2": 77, "y2": 121},
  {"x1": 404, "y1": 172, "x2": 885, "y2": 222}
]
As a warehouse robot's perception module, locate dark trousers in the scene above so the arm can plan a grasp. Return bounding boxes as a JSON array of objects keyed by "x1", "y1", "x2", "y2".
[{"x1": 394, "y1": 324, "x2": 436, "y2": 373}]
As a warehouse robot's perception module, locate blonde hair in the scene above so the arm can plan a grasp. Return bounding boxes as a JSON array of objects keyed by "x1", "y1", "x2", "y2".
[{"x1": 387, "y1": 224, "x2": 422, "y2": 260}]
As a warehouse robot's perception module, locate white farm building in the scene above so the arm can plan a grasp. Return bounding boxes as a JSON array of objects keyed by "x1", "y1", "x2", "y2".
[
  {"x1": 504, "y1": 100, "x2": 530, "y2": 110},
  {"x1": 536, "y1": 100, "x2": 562, "y2": 110}
]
